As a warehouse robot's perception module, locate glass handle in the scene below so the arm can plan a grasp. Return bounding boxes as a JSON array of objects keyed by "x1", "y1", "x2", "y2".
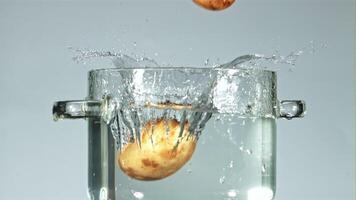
[
  {"x1": 278, "y1": 100, "x2": 306, "y2": 119},
  {"x1": 53, "y1": 100, "x2": 101, "y2": 120}
]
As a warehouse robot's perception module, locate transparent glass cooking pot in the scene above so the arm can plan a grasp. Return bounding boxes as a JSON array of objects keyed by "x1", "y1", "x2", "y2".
[{"x1": 53, "y1": 67, "x2": 305, "y2": 200}]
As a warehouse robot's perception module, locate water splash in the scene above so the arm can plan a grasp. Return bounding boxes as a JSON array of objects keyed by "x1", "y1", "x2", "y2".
[
  {"x1": 74, "y1": 43, "x2": 316, "y2": 158},
  {"x1": 69, "y1": 47, "x2": 118, "y2": 63},
  {"x1": 71, "y1": 41, "x2": 325, "y2": 70},
  {"x1": 216, "y1": 41, "x2": 326, "y2": 70},
  {"x1": 69, "y1": 47, "x2": 159, "y2": 68}
]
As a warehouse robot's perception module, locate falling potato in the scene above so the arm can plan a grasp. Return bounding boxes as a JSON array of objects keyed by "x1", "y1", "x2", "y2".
[
  {"x1": 193, "y1": 0, "x2": 235, "y2": 11},
  {"x1": 118, "y1": 118, "x2": 196, "y2": 181}
]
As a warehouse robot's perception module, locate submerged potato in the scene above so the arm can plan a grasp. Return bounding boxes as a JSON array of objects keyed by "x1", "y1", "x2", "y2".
[
  {"x1": 193, "y1": 0, "x2": 235, "y2": 11},
  {"x1": 118, "y1": 118, "x2": 196, "y2": 181}
]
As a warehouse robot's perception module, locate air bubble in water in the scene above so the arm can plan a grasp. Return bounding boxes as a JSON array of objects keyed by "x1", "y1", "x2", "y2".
[
  {"x1": 219, "y1": 176, "x2": 226, "y2": 184},
  {"x1": 186, "y1": 162, "x2": 193, "y2": 174},
  {"x1": 239, "y1": 145, "x2": 244, "y2": 152},
  {"x1": 247, "y1": 187, "x2": 274, "y2": 200},
  {"x1": 131, "y1": 190, "x2": 144, "y2": 199},
  {"x1": 227, "y1": 189, "x2": 238, "y2": 198},
  {"x1": 226, "y1": 128, "x2": 237, "y2": 145},
  {"x1": 100, "y1": 188, "x2": 108, "y2": 200},
  {"x1": 261, "y1": 164, "x2": 266, "y2": 173},
  {"x1": 239, "y1": 145, "x2": 253, "y2": 155},
  {"x1": 229, "y1": 160, "x2": 234, "y2": 168},
  {"x1": 246, "y1": 149, "x2": 253, "y2": 155}
]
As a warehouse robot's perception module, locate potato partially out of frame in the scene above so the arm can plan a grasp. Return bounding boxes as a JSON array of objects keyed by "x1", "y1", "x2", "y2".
[{"x1": 193, "y1": 0, "x2": 235, "y2": 11}]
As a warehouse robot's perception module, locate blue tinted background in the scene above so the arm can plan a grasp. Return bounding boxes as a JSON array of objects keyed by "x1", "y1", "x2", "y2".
[{"x1": 0, "y1": 0, "x2": 354, "y2": 199}]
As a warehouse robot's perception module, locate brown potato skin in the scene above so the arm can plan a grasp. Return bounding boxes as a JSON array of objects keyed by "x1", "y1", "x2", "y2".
[
  {"x1": 193, "y1": 0, "x2": 235, "y2": 11},
  {"x1": 118, "y1": 119, "x2": 196, "y2": 181}
]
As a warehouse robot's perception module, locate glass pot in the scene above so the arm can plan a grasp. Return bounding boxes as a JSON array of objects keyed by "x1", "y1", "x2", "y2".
[{"x1": 53, "y1": 67, "x2": 305, "y2": 200}]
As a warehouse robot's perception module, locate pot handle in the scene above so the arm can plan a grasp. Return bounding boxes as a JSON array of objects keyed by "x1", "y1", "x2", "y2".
[
  {"x1": 278, "y1": 100, "x2": 306, "y2": 119},
  {"x1": 53, "y1": 100, "x2": 101, "y2": 120}
]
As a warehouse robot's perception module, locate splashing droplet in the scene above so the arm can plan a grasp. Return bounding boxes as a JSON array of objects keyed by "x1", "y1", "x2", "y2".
[{"x1": 204, "y1": 58, "x2": 210, "y2": 66}]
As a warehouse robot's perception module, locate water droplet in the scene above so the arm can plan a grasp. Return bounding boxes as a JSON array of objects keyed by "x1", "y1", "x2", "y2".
[
  {"x1": 187, "y1": 168, "x2": 192, "y2": 174},
  {"x1": 204, "y1": 58, "x2": 210, "y2": 66},
  {"x1": 131, "y1": 190, "x2": 144, "y2": 199},
  {"x1": 92, "y1": 173, "x2": 96, "y2": 177},
  {"x1": 219, "y1": 176, "x2": 226, "y2": 184},
  {"x1": 133, "y1": 42, "x2": 137, "y2": 47}
]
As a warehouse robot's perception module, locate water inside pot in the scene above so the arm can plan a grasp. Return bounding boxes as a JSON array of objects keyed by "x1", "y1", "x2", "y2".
[{"x1": 80, "y1": 50, "x2": 303, "y2": 200}]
